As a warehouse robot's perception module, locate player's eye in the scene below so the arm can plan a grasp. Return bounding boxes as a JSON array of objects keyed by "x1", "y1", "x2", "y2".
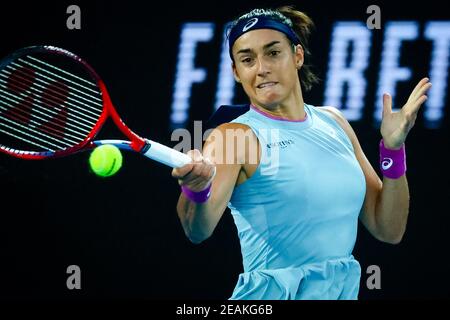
[
  {"x1": 269, "y1": 50, "x2": 280, "y2": 57},
  {"x1": 240, "y1": 57, "x2": 252, "y2": 63}
]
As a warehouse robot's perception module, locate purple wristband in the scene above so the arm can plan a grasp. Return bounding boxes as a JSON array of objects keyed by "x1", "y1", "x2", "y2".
[
  {"x1": 181, "y1": 184, "x2": 212, "y2": 203},
  {"x1": 379, "y1": 139, "x2": 406, "y2": 179}
]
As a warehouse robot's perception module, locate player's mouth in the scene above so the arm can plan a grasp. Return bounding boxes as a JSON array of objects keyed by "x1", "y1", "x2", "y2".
[{"x1": 256, "y1": 82, "x2": 278, "y2": 89}]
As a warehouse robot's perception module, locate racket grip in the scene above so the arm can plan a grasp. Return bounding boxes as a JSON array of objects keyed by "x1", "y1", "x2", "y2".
[{"x1": 143, "y1": 140, "x2": 192, "y2": 168}]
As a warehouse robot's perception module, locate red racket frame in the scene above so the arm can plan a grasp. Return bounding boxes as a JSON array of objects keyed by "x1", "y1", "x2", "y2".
[{"x1": 0, "y1": 46, "x2": 147, "y2": 160}]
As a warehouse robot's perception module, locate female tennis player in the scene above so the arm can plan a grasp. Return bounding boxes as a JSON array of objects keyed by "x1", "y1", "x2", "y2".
[{"x1": 172, "y1": 6, "x2": 431, "y2": 299}]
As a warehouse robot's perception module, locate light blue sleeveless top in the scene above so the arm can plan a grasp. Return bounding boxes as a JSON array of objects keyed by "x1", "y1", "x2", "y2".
[{"x1": 228, "y1": 103, "x2": 366, "y2": 300}]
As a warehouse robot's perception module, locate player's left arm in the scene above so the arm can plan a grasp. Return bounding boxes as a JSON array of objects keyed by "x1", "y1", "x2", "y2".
[
  {"x1": 323, "y1": 79, "x2": 431, "y2": 244},
  {"x1": 321, "y1": 106, "x2": 390, "y2": 243}
]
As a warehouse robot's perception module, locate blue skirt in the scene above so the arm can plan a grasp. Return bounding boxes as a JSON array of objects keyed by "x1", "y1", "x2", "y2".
[{"x1": 229, "y1": 256, "x2": 361, "y2": 300}]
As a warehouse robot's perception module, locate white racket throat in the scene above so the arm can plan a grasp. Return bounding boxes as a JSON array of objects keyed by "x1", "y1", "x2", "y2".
[{"x1": 143, "y1": 139, "x2": 191, "y2": 168}]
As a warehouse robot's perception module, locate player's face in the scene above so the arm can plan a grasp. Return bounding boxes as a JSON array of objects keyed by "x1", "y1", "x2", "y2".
[{"x1": 232, "y1": 29, "x2": 303, "y2": 108}]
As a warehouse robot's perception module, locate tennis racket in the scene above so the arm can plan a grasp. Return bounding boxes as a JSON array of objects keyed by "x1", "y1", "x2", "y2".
[{"x1": 0, "y1": 45, "x2": 192, "y2": 167}]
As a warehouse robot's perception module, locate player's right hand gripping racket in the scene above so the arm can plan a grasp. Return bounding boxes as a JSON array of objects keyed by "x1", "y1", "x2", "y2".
[{"x1": 0, "y1": 45, "x2": 192, "y2": 167}]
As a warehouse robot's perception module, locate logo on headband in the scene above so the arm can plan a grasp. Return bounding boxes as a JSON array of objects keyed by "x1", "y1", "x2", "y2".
[{"x1": 243, "y1": 18, "x2": 259, "y2": 32}]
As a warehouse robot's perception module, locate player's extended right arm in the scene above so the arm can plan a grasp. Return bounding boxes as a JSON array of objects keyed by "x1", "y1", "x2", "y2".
[{"x1": 172, "y1": 123, "x2": 244, "y2": 244}]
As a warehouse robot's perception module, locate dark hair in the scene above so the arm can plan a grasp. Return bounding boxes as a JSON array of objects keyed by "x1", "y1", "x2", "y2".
[{"x1": 227, "y1": 5, "x2": 319, "y2": 91}]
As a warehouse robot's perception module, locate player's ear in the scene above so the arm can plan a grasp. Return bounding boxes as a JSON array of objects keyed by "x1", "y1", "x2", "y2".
[
  {"x1": 295, "y1": 44, "x2": 304, "y2": 70},
  {"x1": 232, "y1": 62, "x2": 241, "y2": 83}
]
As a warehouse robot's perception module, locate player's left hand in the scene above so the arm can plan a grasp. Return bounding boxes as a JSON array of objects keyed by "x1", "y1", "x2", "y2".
[{"x1": 380, "y1": 77, "x2": 432, "y2": 149}]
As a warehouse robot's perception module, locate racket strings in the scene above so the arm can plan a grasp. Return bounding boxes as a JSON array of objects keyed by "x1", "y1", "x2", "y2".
[
  {"x1": 0, "y1": 66, "x2": 102, "y2": 117},
  {"x1": 0, "y1": 134, "x2": 53, "y2": 154},
  {"x1": 0, "y1": 93, "x2": 84, "y2": 149},
  {"x1": 0, "y1": 54, "x2": 105, "y2": 152},
  {"x1": 0, "y1": 70, "x2": 100, "y2": 125},
  {"x1": 0, "y1": 101, "x2": 89, "y2": 146},
  {"x1": 15, "y1": 58, "x2": 103, "y2": 106},
  {"x1": 3, "y1": 58, "x2": 102, "y2": 118},
  {"x1": 0, "y1": 79, "x2": 95, "y2": 146},
  {"x1": 0, "y1": 118, "x2": 67, "y2": 151},
  {"x1": 27, "y1": 56, "x2": 100, "y2": 92},
  {"x1": 19, "y1": 57, "x2": 101, "y2": 97},
  {"x1": 0, "y1": 91, "x2": 93, "y2": 135}
]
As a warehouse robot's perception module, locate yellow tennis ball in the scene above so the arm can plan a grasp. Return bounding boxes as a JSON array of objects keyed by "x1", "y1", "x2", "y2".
[{"x1": 89, "y1": 144, "x2": 123, "y2": 177}]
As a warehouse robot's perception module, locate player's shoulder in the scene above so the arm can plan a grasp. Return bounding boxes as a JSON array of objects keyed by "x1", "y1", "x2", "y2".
[
  {"x1": 204, "y1": 122, "x2": 259, "y2": 165},
  {"x1": 216, "y1": 122, "x2": 252, "y2": 131},
  {"x1": 209, "y1": 122, "x2": 257, "y2": 142},
  {"x1": 316, "y1": 106, "x2": 360, "y2": 147},
  {"x1": 315, "y1": 105, "x2": 350, "y2": 128},
  {"x1": 316, "y1": 105, "x2": 346, "y2": 121}
]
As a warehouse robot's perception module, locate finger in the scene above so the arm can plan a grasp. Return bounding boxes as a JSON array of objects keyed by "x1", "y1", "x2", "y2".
[
  {"x1": 181, "y1": 161, "x2": 215, "y2": 189},
  {"x1": 203, "y1": 157, "x2": 215, "y2": 166},
  {"x1": 414, "y1": 82, "x2": 432, "y2": 102},
  {"x1": 186, "y1": 149, "x2": 197, "y2": 161},
  {"x1": 187, "y1": 149, "x2": 203, "y2": 162},
  {"x1": 383, "y1": 93, "x2": 392, "y2": 117},
  {"x1": 409, "y1": 82, "x2": 432, "y2": 105},
  {"x1": 184, "y1": 162, "x2": 206, "y2": 182},
  {"x1": 409, "y1": 95, "x2": 428, "y2": 115},
  {"x1": 199, "y1": 162, "x2": 213, "y2": 181},
  {"x1": 404, "y1": 82, "x2": 431, "y2": 114},
  {"x1": 171, "y1": 163, "x2": 194, "y2": 178},
  {"x1": 409, "y1": 77, "x2": 429, "y2": 100},
  {"x1": 181, "y1": 173, "x2": 209, "y2": 191},
  {"x1": 193, "y1": 149, "x2": 204, "y2": 162}
]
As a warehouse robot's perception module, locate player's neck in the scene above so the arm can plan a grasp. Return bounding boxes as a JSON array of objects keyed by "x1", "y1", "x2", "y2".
[{"x1": 252, "y1": 94, "x2": 306, "y2": 121}]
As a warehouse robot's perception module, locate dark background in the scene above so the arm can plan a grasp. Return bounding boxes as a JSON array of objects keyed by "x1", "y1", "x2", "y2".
[{"x1": 0, "y1": 0, "x2": 449, "y2": 300}]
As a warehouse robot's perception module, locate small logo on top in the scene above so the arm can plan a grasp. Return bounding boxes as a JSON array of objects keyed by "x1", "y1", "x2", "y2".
[{"x1": 243, "y1": 18, "x2": 259, "y2": 32}]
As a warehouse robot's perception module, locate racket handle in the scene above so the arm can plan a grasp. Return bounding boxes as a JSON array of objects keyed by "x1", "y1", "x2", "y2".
[{"x1": 143, "y1": 140, "x2": 192, "y2": 168}]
